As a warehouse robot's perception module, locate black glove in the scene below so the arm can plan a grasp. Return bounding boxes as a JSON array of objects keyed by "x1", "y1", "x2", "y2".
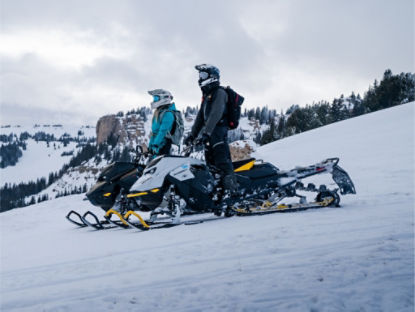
[
  {"x1": 184, "y1": 134, "x2": 194, "y2": 146},
  {"x1": 200, "y1": 133, "x2": 210, "y2": 147}
]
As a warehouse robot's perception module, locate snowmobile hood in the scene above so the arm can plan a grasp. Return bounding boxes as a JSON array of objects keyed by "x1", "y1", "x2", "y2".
[{"x1": 130, "y1": 156, "x2": 204, "y2": 192}]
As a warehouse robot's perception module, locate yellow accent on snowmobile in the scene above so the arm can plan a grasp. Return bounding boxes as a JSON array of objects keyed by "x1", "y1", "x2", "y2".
[
  {"x1": 124, "y1": 211, "x2": 150, "y2": 229},
  {"x1": 105, "y1": 209, "x2": 129, "y2": 226},
  {"x1": 103, "y1": 192, "x2": 111, "y2": 197},
  {"x1": 127, "y1": 188, "x2": 159, "y2": 198},
  {"x1": 234, "y1": 160, "x2": 255, "y2": 172},
  {"x1": 261, "y1": 201, "x2": 273, "y2": 208},
  {"x1": 127, "y1": 192, "x2": 148, "y2": 198}
]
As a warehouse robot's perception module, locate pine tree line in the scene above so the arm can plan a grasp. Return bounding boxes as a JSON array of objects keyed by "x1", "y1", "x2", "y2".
[
  {"x1": 0, "y1": 131, "x2": 95, "y2": 169},
  {"x1": 1, "y1": 178, "x2": 47, "y2": 212},
  {"x1": 0, "y1": 142, "x2": 26, "y2": 168},
  {"x1": 55, "y1": 184, "x2": 88, "y2": 198},
  {"x1": 257, "y1": 69, "x2": 414, "y2": 145}
]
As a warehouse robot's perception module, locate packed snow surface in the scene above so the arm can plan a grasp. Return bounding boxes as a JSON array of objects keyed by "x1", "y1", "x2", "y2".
[{"x1": 1, "y1": 103, "x2": 414, "y2": 311}]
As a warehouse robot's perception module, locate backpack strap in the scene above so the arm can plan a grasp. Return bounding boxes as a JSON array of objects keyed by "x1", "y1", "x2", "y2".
[{"x1": 159, "y1": 109, "x2": 176, "y2": 137}]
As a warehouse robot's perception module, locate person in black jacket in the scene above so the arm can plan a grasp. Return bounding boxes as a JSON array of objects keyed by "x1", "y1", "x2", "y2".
[{"x1": 184, "y1": 64, "x2": 238, "y2": 194}]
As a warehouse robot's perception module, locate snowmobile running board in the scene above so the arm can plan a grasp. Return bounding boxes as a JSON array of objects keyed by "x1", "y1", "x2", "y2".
[{"x1": 232, "y1": 195, "x2": 337, "y2": 216}]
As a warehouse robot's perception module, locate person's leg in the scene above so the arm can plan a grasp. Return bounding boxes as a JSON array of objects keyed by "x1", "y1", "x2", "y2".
[{"x1": 209, "y1": 127, "x2": 238, "y2": 193}]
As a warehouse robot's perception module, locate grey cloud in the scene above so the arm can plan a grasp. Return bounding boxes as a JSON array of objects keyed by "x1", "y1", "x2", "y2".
[
  {"x1": 269, "y1": 0, "x2": 414, "y2": 77},
  {"x1": 1, "y1": 0, "x2": 414, "y2": 125}
]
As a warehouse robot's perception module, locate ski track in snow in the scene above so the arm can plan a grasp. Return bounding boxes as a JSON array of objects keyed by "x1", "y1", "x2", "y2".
[{"x1": 1, "y1": 103, "x2": 414, "y2": 312}]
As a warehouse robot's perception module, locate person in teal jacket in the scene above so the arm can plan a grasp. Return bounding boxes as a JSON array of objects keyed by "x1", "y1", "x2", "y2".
[{"x1": 148, "y1": 89, "x2": 176, "y2": 157}]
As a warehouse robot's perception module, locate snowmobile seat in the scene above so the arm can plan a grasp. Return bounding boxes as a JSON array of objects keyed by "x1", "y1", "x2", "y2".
[
  {"x1": 237, "y1": 162, "x2": 279, "y2": 179},
  {"x1": 233, "y1": 158, "x2": 256, "y2": 172}
]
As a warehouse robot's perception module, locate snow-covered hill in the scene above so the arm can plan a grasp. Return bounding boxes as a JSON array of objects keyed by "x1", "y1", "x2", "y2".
[
  {"x1": 1, "y1": 103, "x2": 414, "y2": 311},
  {"x1": 0, "y1": 125, "x2": 95, "y2": 185}
]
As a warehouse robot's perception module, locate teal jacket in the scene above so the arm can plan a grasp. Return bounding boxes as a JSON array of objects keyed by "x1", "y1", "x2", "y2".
[{"x1": 148, "y1": 103, "x2": 176, "y2": 154}]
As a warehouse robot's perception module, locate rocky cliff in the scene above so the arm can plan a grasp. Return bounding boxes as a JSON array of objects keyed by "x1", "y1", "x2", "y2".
[{"x1": 96, "y1": 114, "x2": 147, "y2": 146}]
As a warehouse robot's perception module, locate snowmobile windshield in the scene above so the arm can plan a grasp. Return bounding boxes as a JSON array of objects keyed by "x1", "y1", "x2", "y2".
[
  {"x1": 98, "y1": 164, "x2": 114, "y2": 180},
  {"x1": 146, "y1": 156, "x2": 162, "y2": 169}
]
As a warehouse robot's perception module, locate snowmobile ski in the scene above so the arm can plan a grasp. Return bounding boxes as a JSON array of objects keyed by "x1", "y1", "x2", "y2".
[
  {"x1": 124, "y1": 210, "x2": 151, "y2": 230},
  {"x1": 66, "y1": 210, "x2": 115, "y2": 230},
  {"x1": 103, "y1": 209, "x2": 130, "y2": 229},
  {"x1": 66, "y1": 210, "x2": 88, "y2": 227},
  {"x1": 81, "y1": 211, "x2": 114, "y2": 230},
  {"x1": 122, "y1": 210, "x2": 227, "y2": 231}
]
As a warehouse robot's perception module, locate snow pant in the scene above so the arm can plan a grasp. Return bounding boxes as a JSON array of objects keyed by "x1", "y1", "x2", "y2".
[{"x1": 204, "y1": 125, "x2": 238, "y2": 193}]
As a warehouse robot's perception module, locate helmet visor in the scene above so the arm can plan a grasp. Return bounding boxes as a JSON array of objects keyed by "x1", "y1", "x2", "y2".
[
  {"x1": 153, "y1": 95, "x2": 160, "y2": 102},
  {"x1": 199, "y1": 71, "x2": 209, "y2": 80}
]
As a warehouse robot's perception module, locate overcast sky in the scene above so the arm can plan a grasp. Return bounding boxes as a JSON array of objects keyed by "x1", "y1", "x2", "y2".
[{"x1": 1, "y1": 0, "x2": 413, "y2": 126}]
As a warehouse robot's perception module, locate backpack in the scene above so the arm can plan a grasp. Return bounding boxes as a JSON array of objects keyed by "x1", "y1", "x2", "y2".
[
  {"x1": 160, "y1": 109, "x2": 184, "y2": 146},
  {"x1": 223, "y1": 86, "x2": 244, "y2": 129}
]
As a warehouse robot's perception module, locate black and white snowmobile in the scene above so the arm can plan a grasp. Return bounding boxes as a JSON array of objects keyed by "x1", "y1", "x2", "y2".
[
  {"x1": 92, "y1": 144, "x2": 356, "y2": 231},
  {"x1": 65, "y1": 146, "x2": 149, "y2": 229}
]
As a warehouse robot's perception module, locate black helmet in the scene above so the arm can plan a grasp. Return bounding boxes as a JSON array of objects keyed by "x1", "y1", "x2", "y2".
[{"x1": 195, "y1": 64, "x2": 220, "y2": 88}]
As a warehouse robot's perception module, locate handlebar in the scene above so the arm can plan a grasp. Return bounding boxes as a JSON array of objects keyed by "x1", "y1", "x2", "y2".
[{"x1": 182, "y1": 140, "x2": 206, "y2": 157}]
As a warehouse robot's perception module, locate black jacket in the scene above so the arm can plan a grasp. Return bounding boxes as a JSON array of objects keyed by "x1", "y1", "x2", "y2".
[{"x1": 191, "y1": 87, "x2": 228, "y2": 138}]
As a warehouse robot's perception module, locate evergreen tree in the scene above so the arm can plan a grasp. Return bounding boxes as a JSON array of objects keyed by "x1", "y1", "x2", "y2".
[
  {"x1": 260, "y1": 117, "x2": 277, "y2": 145},
  {"x1": 119, "y1": 146, "x2": 131, "y2": 162},
  {"x1": 29, "y1": 196, "x2": 36, "y2": 205},
  {"x1": 276, "y1": 112, "x2": 286, "y2": 139}
]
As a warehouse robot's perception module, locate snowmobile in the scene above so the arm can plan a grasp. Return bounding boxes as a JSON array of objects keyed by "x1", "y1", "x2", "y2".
[
  {"x1": 69, "y1": 142, "x2": 356, "y2": 231},
  {"x1": 65, "y1": 146, "x2": 149, "y2": 228}
]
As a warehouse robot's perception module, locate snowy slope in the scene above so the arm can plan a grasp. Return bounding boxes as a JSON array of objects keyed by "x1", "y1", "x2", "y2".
[
  {"x1": 1, "y1": 103, "x2": 414, "y2": 312},
  {"x1": 1, "y1": 140, "x2": 78, "y2": 185},
  {"x1": 1, "y1": 125, "x2": 96, "y2": 185}
]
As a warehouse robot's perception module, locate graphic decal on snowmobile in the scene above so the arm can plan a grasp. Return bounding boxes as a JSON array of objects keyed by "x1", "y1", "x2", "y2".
[{"x1": 234, "y1": 160, "x2": 255, "y2": 172}]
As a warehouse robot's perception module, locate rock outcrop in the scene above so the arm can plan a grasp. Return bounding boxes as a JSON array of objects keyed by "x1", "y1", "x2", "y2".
[
  {"x1": 229, "y1": 140, "x2": 255, "y2": 161},
  {"x1": 96, "y1": 114, "x2": 147, "y2": 146},
  {"x1": 96, "y1": 115, "x2": 122, "y2": 145}
]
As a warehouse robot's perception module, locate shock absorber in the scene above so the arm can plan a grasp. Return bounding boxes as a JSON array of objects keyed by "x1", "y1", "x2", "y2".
[{"x1": 169, "y1": 185, "x2": 182, "y2": 224}]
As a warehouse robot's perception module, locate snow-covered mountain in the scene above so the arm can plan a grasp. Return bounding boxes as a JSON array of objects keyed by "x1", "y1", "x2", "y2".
[
  {"x1": 1, "y1": 102, "x2": 413, "y2": 311},
  {"x1": 0, "y1": 124, "x2": 96, "y2": 185}
]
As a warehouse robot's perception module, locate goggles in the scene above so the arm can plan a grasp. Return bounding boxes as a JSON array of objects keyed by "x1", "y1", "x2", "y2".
[
  {"x1": 199, "y1": 71, "x2": 209, "y2": 80},
  {"x1": 153, "y1": 95, "x2": 160, "y2": 102}
]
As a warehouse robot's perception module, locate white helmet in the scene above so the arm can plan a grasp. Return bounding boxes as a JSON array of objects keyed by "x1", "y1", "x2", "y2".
[{"x1": 148, "y1": 89, "x2": 173, "y2": 109}]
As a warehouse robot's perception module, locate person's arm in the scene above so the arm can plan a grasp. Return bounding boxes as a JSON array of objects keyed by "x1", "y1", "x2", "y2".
[
  {"x1": 203, "y1": 88, "x2": 228, "y2": 136},
  {"x1": 191, "y1": 106, "x2": 204, "y2": 138},
  {"x1": 148, "y1": 116, "x2": 156, "y2": 150},
  {"x1": 151, "y1": 111, "x2": 174, "y2": 153}
]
